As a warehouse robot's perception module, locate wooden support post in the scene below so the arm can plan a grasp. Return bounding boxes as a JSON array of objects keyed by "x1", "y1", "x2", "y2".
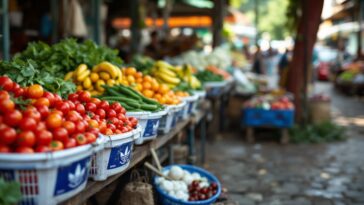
[
  {"x1": 130, "y1": 0, "x2": 141, "y2": 55},
  {"x1": 1, "y1": 0, "x2": 9, "y2": 60},
  {"x1": 92, "y1": 0, "x2": 101, "y2": 44},
  {"x1": 212, "y1": 0, "x2": 224, "y2": 48}
]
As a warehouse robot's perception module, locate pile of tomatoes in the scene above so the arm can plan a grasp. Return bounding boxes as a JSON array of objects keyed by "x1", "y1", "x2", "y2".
[{"x1": 0, "y1": 76, "x2": 137, "y2": 154}]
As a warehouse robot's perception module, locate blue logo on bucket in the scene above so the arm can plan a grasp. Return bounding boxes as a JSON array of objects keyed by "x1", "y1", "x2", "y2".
[
  {"x1": 54, "y1": 156, "x2": 90, "y2": 196},
  {"x1": 188, "y1": 103, "x2": 193, "y2": 113},
  {"x1": 143, "y1": 119, "x2": 159, "y2": 137},
  {"x1": 107, "y1": 142, "x2": 132, "y2": 170},
  {"x1": 171, "y1": 115, "x2": 177, "y2": 127}
]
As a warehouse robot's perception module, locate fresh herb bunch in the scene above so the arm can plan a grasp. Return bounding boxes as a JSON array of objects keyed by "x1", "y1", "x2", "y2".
[
  {"x1": 195, "y1": 70, "x2": 224, "y2": 82},
  {"x1": 0, "y1": 178, "x2": 22, "y2": 205}
]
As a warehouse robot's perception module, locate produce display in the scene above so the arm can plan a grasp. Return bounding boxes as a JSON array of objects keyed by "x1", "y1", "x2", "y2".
[
  {"x1": 0, "y1": 39, "x2": 123, "y2": 97},
  {"x1": 98, "y1": 84, "x2": 164, "y2": 112},
  {"x1": 244, "y1": 95, "x2": 294, "y2": 110},
  {"x1": 205, "y1": 65, "x2": 231, "y2": 80},
  {"x1": 0, "y1": 76, "x2": 137, "y2": 153},
  {"x1": 155, "y1": 166, "x2": 219, "y2": 202},
  {"x1": 121, "y1": 67, "x2": 184, "y2": 105},
  {"x1": 64, "y1": 62, "x2": 122, "y2": 96},
  {"x1": 196, "y1": 70, "x2": 224, "y2": 82}
]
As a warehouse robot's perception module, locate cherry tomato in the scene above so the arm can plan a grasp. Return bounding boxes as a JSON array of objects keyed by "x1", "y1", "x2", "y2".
[
  {"x1": 75, "y1": 103, "x2": 86, "y2": 115},
  {"x1": 65, "y1": 138, "x2": 76, "y2": 148},
  {"x1": 53, "y1": 94, "x2": 62, "y2": 104},
  {"x1": 85, "y1": 132, "x2": 97, "y2": 143},
  {"x1": 107, "y1": 110, "x2": 117, "y2": 118},
  {"x1": 0, "y1": 99, "x2": 15, "y2": 113},
  {"x1": 85, "y1": 102, "x2": 97, "y2": 112},
  {"x1": 0, "y1": 90, "x2": 10, "y2": 100},
  {"x1": 78, "y1": 91, "x2": 91, "y2": 102},
  {"x1": 99, "y1": 101, "x2": 109, "y2": 110},
  {"x1": 67, "y1": 101, "x2": 75, "y2": 110},
  {"x1": 34, "y1": 122, "x2": 47, "y2": 134},
  {"x1": 74, "y1": 134, "x2": 87, "y2": 145},
  {"x1": 19, "y1": 117, "x2": 37, "y2": 131},
  {"x1": 33, "y1": 97, "x2": 50, "y2": 107},
  {"x1": 50, "y1": 140, "x2": 64, "y2": 151},
  {"x1": 88, "y1": 127, "x2": 100, "y2": 136},
  {"x1": 27, "y1": 84, "x2": 44, "y2": 99},
  {"x1": 109, "y1": 117, "x2": 120, "y2": 126},
  {"x1": 66, "y1": 111, "x2": 82, "y2": 122},
  {"x1": 0, "y1": 145, "x2": 10, "y2": 153},
  {"x1": 90, "y1": 98, "x2": 101, "y2": 107},
  {"x1": 63, "y1": 121, "x2": 76, "y2": 135},
  {"x1": 107, "y1": 123, "x2": 116, "y2": 131},
  {"x1": 104, "y1": 128, "x2": 113, "y2": 135},
  {"x1": 16, "y1": 147, "x2": 34, "y2": 154},
  {"x1": 120, "y1": 127, "x2": 128, "y2": 133},
  {"x1": 92, "y1": 115, "x2": 101, "y2": 122},
  {"x1": 53, "y1": 127, "x2": 68, "y2": 143},
  {"x1": 50, "y1": 110, "x2": 63, "y2": 117},
  {"x1": 68, "y1": 93, "x2": 79, "y2": 102},
  {"x1": 0, "y1": 76, "x2": 14, "y2": 91},
  {"x1": 36, "y1": 130, "x2": 52, "y2": 146},
  {"x1": 23, "y1": 107, "x2": 41, "y2": 122},
  {"x1": 1, "y1": 127, "x2": 17, "y2": 145},
  {"x1": 43, "y1": 91, "x2": 55, "y2": 107},
  {"x1": 35, "y1": 145, "x2": 51, "y2": 153},
  {"x1": 36, "y1": 105, "x2": 49, "y2": 119},
  {"x1": 95, "y1": 108, "x2": 106, "y2": 119},
  {"x1": 4, "y1": 110, "x2": 22, "y2": 126},
  {"x1": 17, "y1": 131, "x2": 36, "y2": 147},
  {"x1": 117, "y1": 113, "x2": 127, "y2": 121},
  {"x1": 75, "y1": 121, "x2": 87, "y2": 133},
  {"x1": 46, "y1": 113, "x2": 63, "y2": 129},
  {"x1": 110, "y1": 102, "x2": 122, "y2": 113},
  {"x1": 13, "y1": 87, "x2": 25, "y2": 97},
  {"x1": 120, "y1": 106, "x2": 126, "y2": 114},
  {"x1": 87, "y1": 119, "x2": 99, "y2": 129},
  {"x1": 55, "y1": 101, "x2": 70, "y2": 115},
  {"x1": 114, "y1": 129, "x2": 122, "y2": 134}
]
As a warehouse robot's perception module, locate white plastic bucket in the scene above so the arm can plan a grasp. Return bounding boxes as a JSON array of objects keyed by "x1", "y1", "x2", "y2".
[
  {"x1": 158, "y1": 101, "x2": 185, "y2": 134},
  {"x1": 181, "y1": 94, "x2": 199, "y2": 119},
  {"x1": 204, "y1": 81, "x2": 228, "y2": 97},
  {"x1": 171, "y1": 101, "x2": 187, "y2": 124},
  {"x1": 89, "y1": 126, "x2": 141, "y2": 181},
  {"x1": 0, "y1": 144, "x2": 97, "y2": 205},
  {"x1": 127, "y1": 109, "x2": 167, "y2": 145},
  {"x1": 193, "y1": 90, "x2": 206, "y2": 100}
]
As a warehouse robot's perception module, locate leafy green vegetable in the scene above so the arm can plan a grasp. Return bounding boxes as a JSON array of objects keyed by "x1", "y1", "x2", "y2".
[
  {"x1": 195, "y1": 70, "x2": 224, "y2": 82},
  {"x1": 130, "y1": 55, "x2": 155, "y2": 73},
  {"x1": 0, "y1": 178, "x2": 22, "y2": 205}
]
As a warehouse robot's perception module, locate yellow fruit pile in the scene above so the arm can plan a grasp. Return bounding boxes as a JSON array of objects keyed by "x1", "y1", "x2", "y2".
[
  {"x1": 121, "y1": 67, "x2": 188, "y2": 105},
  {"x1": 64, "y1": 62, "x2": 122, "y2": 96}
]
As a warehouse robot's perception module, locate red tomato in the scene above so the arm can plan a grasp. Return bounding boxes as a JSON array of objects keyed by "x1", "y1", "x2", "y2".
[
  {"x1": 53, "y1": 94, "x2": 62, "y2": 104},
  {"x1": 13, "y1": 87, "x2": 25, "y2": 97},
  {"x1": 17, "y1": 131, "x2": 36, "y2": 147},
  {"x1": 0, "y1": 145, "x2": 10, "y2": 153},
  {"x1": 88, "y1": 127, "x2": 100, "y2": 136},
  {"x1": 27, "y1": 84, "x2": 44, "y2": 99},
  {"x1": 110, "y1": 102, "x2": 122, "y2": 113},
  {"x1": 85, "y1": 102, "x2": 97, "y2": 112},
  {"x1": 68, "y1": 93, "x2": 79, "y2": 102},
  {"x1": 19, "y1": 117, "x2": 37, "y2": 131},
  {"x1": 36, "y1": 130, "x2": 52, "y2": 146},
  {"x1": 85, "y1": 133, "x2": 97, "y2": 143},
  {"x1": 50, "y1": 110, "x2": 63, "y2": 117},
  {"x1": 33, "y1": 97, "x2": 50, "y2": 107},
  {"x1": 117, "y1": 113, "x2": 127, "y2": 121},
  {"x1": 92, "y1": 115, "x2": 101, "y2": 122},
  {"x1": 90, "y1": 98, "x2": 101, "y2": 107},
  {"x1": 74, "y1": 134, "x2": 87, "y2": 145},
  {"x1": 1, "y1": 127, "x2": 17, "y2": 145},
  {"x1": 53, "y1": 128, "x2": 68, "y2": 143},
  {"x1": 75, "y1": 104, "x2": 86, "y2": 115},
  {"x1": 66, "y1": 111, "x2": 82, "y2": 122},
  {"x1": 34, "y1": 122, "x2": 47, "y2": 134},
  {"x1": 23, "y1": 107, "x2": 41, "y2": 122},
  {"x1": 0, "y1": 99, "x2": 15, "y2": 113},
  {"x1": 43, "y1": 91, "x2": 55, "y2": 107},
  {"x1": 46, "y1": 113, "x2": 63, "y2": 129},
  {"x1": 0, "y1": 91, "x2": 10, "y2": 100},
  {"x1": 0, "y1": 116, "x2": 3, "y2": 124},
  {"x1": 114, "y1": 129, "x2": 122, "y2": 134},
  {"x1": 87, "y1": 119, "x2": 99, "y2": 129},
  {"x1": 107, "y1": 110, "x2": 117, "y2": 118},
  {"x1": 16, "y1": 147, "x2": 34, "y2": 154},
  {"x1": 104, "y1": 128, "x2": 113, "y2": 135},
  {"x1": 99, "y1": 101, "x2": 109, "y2": 110},
  {"x1": 35, "y1": 145, "x2": 51, "y2": 153},
  {"x1": 4, "y1": 110, "x2": 22, "y2": 126},
  {"x1": 63, "y1": 121, "x2": 76, "y2": 135},
  {"x1": 107, "y1": 124, "x2": 116, "y2": 131},
  {"x1": 67, "y1": 101, "x2": 75, "y2": 110},
  {"x1": 78, "y1": 91, "x2": 91, "y2": 102},
  {"x1": 121, "y1": 127, "x2": 128, "y2": 133},
  {"x1": 50, "y1": 140, "x2": 64, "y2": 151},
  {"x1": 0, "y1": 76, "x2": 14, "y2": 91},
  {"x1": 55, "y1": 101, "x2": 70, "y2": 115},
  {"x1": 95, "y1": 109, "x2": 106, "y2": 119},
  {"x1": 109, "y1": 117, "x2": 120, "y2": 126},
  {"x1": 75, "y1": 121, "x2": 87, "y2": 133},
  {"x1": 120, "y1": 106, "x2": 126, "y2": 114},
  {"x1": 36, "y1": 105, "x2": 50, "y2": 119},
  {"x1": 65, "y1": 138, "x2": 76, "y2": 148}
]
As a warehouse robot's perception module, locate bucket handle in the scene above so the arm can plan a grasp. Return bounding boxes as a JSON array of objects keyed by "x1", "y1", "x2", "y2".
[{"x1": 92, "y1": 136, "x2": 105, "y2": 153}]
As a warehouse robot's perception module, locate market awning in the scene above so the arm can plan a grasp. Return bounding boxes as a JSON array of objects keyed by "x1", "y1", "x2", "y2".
[{"x1": 112, "y1": 16, "x2": 212, "y2": 28}]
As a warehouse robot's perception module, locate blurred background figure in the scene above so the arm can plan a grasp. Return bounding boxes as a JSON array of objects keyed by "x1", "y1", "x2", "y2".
[
  {"x1": 278, "y1": 48, "x2": 290, "y2": 88},
  {"x1": 145, "y1": 31, "x2": 162, "y2": 59},
  {"x1": 252, "y1": 45, "x2": 264, "y2": 74}
]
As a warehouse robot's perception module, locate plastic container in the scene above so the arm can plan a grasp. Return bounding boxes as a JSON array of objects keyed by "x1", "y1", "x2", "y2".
[
  {"x1": 204, "y1": 81, "x2": 228, "y2": 97},
  {"x1": 158, "y1": 102, "x2": 186, "y2": 134},
  {"x1": 127, "y1": 109, "x2": 167, "y2": 145},
  {"x1": 175, "y1": 101, "x2": 188, "y2": 122},
  {"x1": 181, "y1": 94, "x2": 199, "y2": 119},
  {"x1": 153, "y1": 165, "x2": 221, "y2": 205},
  {"x1": 89, "y1": 126, "x2": 141, "y2": 181},
  {"x1": 242, "y1": 108, "x2": 294, "y2": 128},
  {"x1": 0, "y1": 144, "x2": 97, "y2": 205}
]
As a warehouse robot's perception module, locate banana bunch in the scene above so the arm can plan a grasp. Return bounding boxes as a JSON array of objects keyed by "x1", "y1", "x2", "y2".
[
  {"x1": 64, "y1": 61, "x2": 122, "y2": 96},
  {"x1": 151, "y1": 61, "x2": 181, "y2": 89},
  {"x1": 175, "y1": 64, "x2": 201, "y2": 89}
]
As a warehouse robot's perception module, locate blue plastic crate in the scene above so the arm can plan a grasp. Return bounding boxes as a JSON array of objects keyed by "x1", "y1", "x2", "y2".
[{"x1": 242, "y1": 108, "x2": 294, "y2": 128}]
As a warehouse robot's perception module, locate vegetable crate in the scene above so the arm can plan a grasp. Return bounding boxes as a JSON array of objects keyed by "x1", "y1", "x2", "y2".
[
  {"x1": 242, "y1": 108, "x2": 294, "y2": 128},
  {"x1": 0, "y1": 145, "x2": 95, "y2": 205},
  {"x1": 89, "y1": 127, "x2": 141, "y2": 181}
]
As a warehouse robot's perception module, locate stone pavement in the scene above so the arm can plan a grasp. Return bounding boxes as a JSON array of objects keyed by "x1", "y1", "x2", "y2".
[{"x1": 205, "y1": 83, "x2": 364, "y2": 205}]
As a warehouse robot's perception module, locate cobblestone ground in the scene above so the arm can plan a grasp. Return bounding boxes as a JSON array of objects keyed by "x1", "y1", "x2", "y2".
[{"x1": 206, "y1": 83, "x2": 364, "y2": 205}]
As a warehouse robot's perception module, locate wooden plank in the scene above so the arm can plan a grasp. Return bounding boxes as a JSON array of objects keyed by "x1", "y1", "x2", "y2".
[{"x1": 63, "y1": 118, "x2": 191, "y2": 205}]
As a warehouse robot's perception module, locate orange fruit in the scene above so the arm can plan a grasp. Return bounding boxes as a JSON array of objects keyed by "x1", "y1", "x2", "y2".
[
  {"x1": 143, "y1": 75, "x2": 153, "y2": 83},
  {"x1": 136, "y1": 78, "x2": 143, "y2": 83},
  {"x1": 159, "y1": 84, "x2": 170, "y2": 94},
  {"x1": 143, "y1": 90, "x2": 154, "y2": 98},
  {"x1": 142, "y1": 81, "x2": 152, "y2": 90},
  {"x1": 151, "y1": 81, "x2": 159, "y2": 91},
  {"x1": 135, "y1": 84, "x2": 143, "y2": 91},
  {"x1": 134, "y1": 72, "x2": 143, "y2": 79},
  {"x1": 127, "y1": 75, "x2": 135, "y2": 83},
  {"x1": 159, "y1": 96, "x2": 167, "y2": 104},
  {"x1": 125, "y1": 67, "x2": 137, "y2": 76}
]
